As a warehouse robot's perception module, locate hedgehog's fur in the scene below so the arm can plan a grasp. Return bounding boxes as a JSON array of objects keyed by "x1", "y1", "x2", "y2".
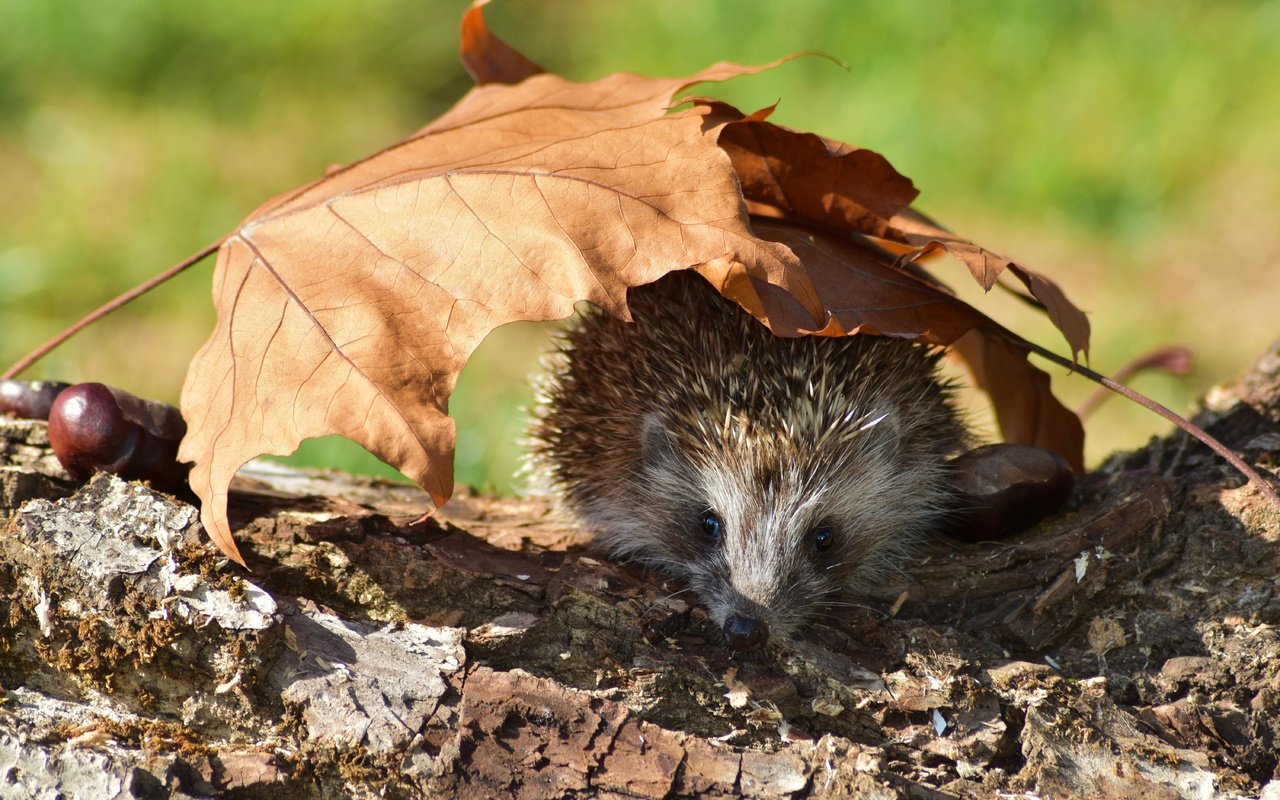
[{"x1": 531, "y1": 271, "x2": 967, "y2": 648}]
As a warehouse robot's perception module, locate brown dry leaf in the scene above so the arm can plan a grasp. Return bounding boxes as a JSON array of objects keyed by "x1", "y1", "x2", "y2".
[
  {"x1": 950, "y1": 330, "x2": 1086, "y2": 472},
  {"x1": 887, "y1": 209, "x2": 1092, "y2": 361},
  {"x1": 697, "y1": 100, "x2": 1089, "y2": 363},
  {"x1": 704, "y1": 218, "x2": 987, "y2": 343},
  {"x1": 179, "y1": 26, "x2": 813, "y2": 563},
  {"x1": 705, "y1": 101, "x2": 919, "y2": 239},
  {"x1": 179, "y1": 1, "x2": 1087, "y2": 562},
  {"x1": 458, "y1": 0, "x2": 544, "y2": 85}
]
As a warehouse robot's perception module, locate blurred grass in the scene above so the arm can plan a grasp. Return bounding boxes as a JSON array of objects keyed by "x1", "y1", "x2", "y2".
[{"x1": 2, "y1": 0, "x2": 1278, "y2": 493}]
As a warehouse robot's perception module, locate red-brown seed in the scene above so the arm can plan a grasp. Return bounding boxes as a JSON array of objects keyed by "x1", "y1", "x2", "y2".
[
  {"x1": 47, "y1": 382, "x2": 189, "y2": 489},
  {"x1": 944, "y1": 443, "x2": 1074, "y2": 542},
  {"x1": 0, "y1": 379, "x2": 71, "y2": 420}
]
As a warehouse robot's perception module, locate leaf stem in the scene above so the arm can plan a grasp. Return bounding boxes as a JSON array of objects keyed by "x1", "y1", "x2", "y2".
[
  {"x1": 999, "y1": 328, "x2": 1280, "y2": 511},
  {"x1": 2, "y1": 238, "x2": 225, "y2": 380},
  {"x1": 1076, "y1": 345, "x2": 1193, "y2": 419}
]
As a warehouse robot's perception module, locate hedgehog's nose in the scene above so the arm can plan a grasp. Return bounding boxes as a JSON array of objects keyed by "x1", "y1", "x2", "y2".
[{"x1": 723, "y1": 614, "x2": 770, "y2": 651}]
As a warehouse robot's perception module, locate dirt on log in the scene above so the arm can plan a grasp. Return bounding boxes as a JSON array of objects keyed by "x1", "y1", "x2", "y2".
[{"x1": 3, "y1": 345, "x2": 1280, "y2": 799}]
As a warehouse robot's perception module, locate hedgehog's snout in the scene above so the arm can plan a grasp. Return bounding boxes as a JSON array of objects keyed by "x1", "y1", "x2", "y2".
[{"x1": 723, "y1": 613, "x2": 770, "y2": 651}]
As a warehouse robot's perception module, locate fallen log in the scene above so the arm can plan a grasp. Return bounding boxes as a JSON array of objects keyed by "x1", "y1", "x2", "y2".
[{"x1": 2, "y1": 342, "x2": 1280, "y2": 798}]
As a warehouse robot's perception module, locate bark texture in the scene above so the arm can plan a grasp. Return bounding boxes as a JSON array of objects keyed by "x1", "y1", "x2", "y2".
[{"x1": 3, "y1": 344, "x2": 1280, "y2": 799}]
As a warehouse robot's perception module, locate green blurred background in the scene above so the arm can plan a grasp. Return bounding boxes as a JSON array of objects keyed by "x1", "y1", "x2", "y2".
[{"x1": 2, "y1": 0, "x2": 1278, "y2": 493}]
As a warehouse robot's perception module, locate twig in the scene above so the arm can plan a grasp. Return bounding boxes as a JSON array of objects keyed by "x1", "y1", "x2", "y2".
[
  {"x1": 1076, "y1": 345, "x2": 1194, "y2": 419},
  {"x1": 994, "y1": 327, "x2": 1280, "y2": 511},
  {"x1": 2, "y1": 238, "x2": 225, "y2": 380}
]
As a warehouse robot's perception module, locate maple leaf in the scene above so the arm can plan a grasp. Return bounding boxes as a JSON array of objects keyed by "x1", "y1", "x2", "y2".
[
  {"x1": 178, "y1": 36, "x2": 814, "y2": 564},
  {"x1": 179, "y1": 0, "x2": 1089, "y2": 563}
]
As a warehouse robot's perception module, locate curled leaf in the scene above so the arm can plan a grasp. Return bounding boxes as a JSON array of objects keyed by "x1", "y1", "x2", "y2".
[
  {"x1": 887, "y1": 209, "x2": 1091, "y2": 361},
  {"x1": 710, "y1": 219, "x2": 986, "y2": 343},
  {"x1": 708, "y1": 103, "x2": 919, "y2": 238}
]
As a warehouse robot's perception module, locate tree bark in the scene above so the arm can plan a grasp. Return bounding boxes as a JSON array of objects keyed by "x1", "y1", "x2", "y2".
[{"x1": 2, "y1": 344, "x2": 1280, "y2": 799}]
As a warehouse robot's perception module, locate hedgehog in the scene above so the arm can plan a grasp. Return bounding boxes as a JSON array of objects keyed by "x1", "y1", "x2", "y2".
[{"x1": 530, "y1": 270, "x2": 968, "y2": 652}]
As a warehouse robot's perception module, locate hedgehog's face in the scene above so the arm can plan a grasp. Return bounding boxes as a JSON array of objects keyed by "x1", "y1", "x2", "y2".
[
  {"x1": 685, "y1": 495, "x2": 842, "y2": 652},
  {"x1": 629, "y1": 408, "x2": 946, "y2": 652}
]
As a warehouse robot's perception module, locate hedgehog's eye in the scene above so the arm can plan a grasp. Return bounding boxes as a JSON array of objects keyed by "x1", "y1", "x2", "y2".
[
  {"x1": 811, "y1": 525, "x2": 835, "y2": 553},
  {"x1": 700, "y1": 510, "x2": 725, "y2": 543}
]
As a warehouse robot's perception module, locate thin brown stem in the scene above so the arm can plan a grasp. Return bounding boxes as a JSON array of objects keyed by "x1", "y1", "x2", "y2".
[
  {"x1": 2, "y1": 237, "x2": 225, "y2": 380},
  {"x1": 1076, "y1": 345, "x2": 1194, "y2": 419},
  {"x1": 994, "y1": 327, "x2": 1280, "y2": 510}
]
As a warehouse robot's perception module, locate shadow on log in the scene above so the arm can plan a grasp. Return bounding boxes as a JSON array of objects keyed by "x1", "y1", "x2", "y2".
[{"x1": 2, "y1": 343, "x2": 1280, "y2": 798}]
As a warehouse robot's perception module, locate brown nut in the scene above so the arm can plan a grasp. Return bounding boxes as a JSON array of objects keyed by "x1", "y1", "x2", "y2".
[
  {"x1": 0, "y1": 379, "x2": 72, "y2": 420},
  {"x1": 47, "y1": 382, "x2": 189, "y2": 490},
  {"x1": 944, "y1": 443, "x2": 1074, "y2": 542}
]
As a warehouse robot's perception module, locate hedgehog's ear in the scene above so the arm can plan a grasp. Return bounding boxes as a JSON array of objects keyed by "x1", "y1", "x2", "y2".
[{"x1": 640, "y1": 412, "x2": 677, "y2": 466}]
